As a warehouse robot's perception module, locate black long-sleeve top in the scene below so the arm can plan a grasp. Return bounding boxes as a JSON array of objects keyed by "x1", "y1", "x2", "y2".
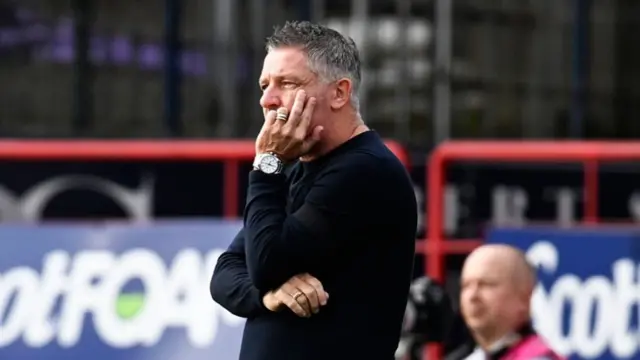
[{"x1": 210, "y1": 131, "x2": 417, "y2": 360}]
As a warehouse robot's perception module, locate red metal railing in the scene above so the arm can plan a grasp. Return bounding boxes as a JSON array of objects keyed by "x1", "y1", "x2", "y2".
[{"x1": 0, "y1": 139, "x2": 409, "y2": 219}]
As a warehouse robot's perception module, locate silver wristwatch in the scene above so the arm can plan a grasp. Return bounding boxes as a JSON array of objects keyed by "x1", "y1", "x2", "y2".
[{"x1": 253, "y1": 152, "x2": 284, "y2": 175}]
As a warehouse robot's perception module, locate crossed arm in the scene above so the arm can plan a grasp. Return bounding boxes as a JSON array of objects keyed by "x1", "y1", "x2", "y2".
[
  {"x1": 210, "y1": 228, "x2": 328, "y2": 318},
  {"x1": 243, "y1": 157, "x2": 376, "y2": 290},
  {"x1": 211, "y1": 156, "x2": 377, "y2": 316},
  {"x1": 210, "y1": 228, "x2": 266, "y2": 318}
]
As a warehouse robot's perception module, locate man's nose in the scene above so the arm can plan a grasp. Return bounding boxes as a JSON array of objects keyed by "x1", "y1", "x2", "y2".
[
  {"x1": 260, "y1": 87, "x2": 282, "y2": 109},
  {"x1": 465, "y1": 284, "x2": 480, "y2": 299}
]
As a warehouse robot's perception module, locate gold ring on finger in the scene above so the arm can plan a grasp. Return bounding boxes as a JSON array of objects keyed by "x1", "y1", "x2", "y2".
[
  {"x1": 293, "y1": 291, "x2": 305, "y2": 301},
  {"x1": 276, "y1": 110, "x2": 288, "y2": 122}
]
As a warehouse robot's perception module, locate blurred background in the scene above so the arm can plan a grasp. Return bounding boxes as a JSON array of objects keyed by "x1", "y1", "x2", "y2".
[
  {"x1": 0, "y1": 0, "x2": 639, "y2": 359},
  {"x1": 2, "y1": 0, "x2": 638, "y2": 141}
]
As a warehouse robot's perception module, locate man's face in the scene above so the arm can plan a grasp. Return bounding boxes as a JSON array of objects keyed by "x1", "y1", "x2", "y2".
[
  {"x1": 460, "y1": 251, "x2": 524, "y2": 336},
  {"x1": 259, "y1": 47, "x2": 331, "y2": 129}
]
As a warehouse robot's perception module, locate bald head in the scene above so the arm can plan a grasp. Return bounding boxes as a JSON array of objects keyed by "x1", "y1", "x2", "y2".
[
  {"x1": 464, "y1": 244, "x2": 536, "y2": 295},
  {"x1": 460, "y1": 244, "x2": 537, "y2": 343}
]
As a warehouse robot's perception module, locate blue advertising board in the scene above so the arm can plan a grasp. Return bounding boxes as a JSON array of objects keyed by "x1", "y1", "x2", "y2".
[
  {"x1": 0, "y1": 221, "x2": 245, "y2": 360},
  {"x1": 487, "y1": 227, "x2": 640, "y2": 360}
]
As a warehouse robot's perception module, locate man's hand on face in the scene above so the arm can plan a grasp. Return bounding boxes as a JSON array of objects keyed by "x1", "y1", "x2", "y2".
[
  {"x1": 255, "y1": 90, "x2": 324, "y2": 162},
  {"x1": 262, "y1": 273, "x2": 329, "y2": 317}
]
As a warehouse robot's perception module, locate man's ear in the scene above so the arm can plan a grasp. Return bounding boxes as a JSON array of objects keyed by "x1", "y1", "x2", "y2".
[{"x1": 330, "y1": 78, "x2": 352, "y2": 110}]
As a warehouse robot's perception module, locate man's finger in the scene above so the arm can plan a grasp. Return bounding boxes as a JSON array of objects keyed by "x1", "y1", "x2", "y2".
[
  {"x1": 291, "y1": 287, "x2": 313, "y2": 316},
  {"x1": 284, "y1": 90, "x2": 306, "y2": 128},
  {"x1": 297, "y1": 96, "x2": 316, "y2": 134},
  {"x1": 258, "y1": 110, "x2": 277, "y2": 138},
  {"x1": 291, "y1": 276, "x2": 320, "y2": 314},
  {"x1": 275, "y1": 290, "x2": 308, "y2": 317},
  {"x1": 255, "y1": 110, "x2": 273, "y2": 148},
  {"x1": 300, "y1": 125, "x2": 324, "y2": 154},
  {"x1": 279, "y1": 283, "x2": 311, "y2": 317},
  {"x1": 264, "y1": 109, "x2": 277, "y2": 125},
  {"x1": 301, "y1": 274, "x2": 328, "y2": 306}
]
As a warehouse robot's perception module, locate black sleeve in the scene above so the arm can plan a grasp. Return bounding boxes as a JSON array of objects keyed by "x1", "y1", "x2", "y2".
[
  {"x1": 243, "y1": 154, "x2": 377, "y2": 291},
  {"x1": 210, "y1": 228, "x2": 268, "y2": 318}
]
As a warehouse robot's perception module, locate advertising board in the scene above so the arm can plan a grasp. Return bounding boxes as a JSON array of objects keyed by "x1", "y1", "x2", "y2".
[
  {"x1": 487, "y1": 228, "x2": 640, "y2": 360},
  {"x1": 0, "y1": 221, "x2": 245, "y2": 360}
]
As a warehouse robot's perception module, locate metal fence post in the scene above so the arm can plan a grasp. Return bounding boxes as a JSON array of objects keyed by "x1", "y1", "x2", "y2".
[
  {"x1": 351, "y1": 0, "x2": 369, "y2": 118},
  {"x1": 570, "y1": 0, "x2": 591, "y2": 138},
  {"x1": 72, "y1": 0, "x2": 95, "y2": 135},
  {"x1": 164, "y1": 0, "x2": 183, "y2": 136},
  {"x1": 249, "y1": 0, "x2": 267, "y2": 135},
  {"x1": 395, "y1": 0, "x2": 412, "y2": 141},
  {"x1": 310, "y1": 0, "x2": 325, "y2": 23},
  {"x1": 213, "y1": 0, "x2": 238, "y2": 137},
  {"x1": 433, "y1": 0, "x2": 452, "y2": 144}
]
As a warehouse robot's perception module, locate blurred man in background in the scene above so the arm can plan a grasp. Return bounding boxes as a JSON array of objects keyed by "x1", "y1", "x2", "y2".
[
  {"x1": 211, "y1": 21, "x2": 417, "y2": 360},
  {"x1": 447, "y1": 244, "x2": 563, "y2": 360}
]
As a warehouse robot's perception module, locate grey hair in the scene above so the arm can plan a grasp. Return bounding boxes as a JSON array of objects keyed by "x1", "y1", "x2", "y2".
[{"x1": 265, "y1": 21, "x2": 362, "y2": 111}]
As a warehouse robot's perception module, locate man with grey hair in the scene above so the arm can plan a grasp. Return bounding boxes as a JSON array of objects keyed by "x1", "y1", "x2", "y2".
[{"x1": 211, "y1": 21, "x2": 417, "y2": 360}]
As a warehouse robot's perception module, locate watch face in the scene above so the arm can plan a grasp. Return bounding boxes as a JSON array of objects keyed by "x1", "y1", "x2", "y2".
[{"x1": 259, "y1": 155, "x2": 280, "y2": 174}]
